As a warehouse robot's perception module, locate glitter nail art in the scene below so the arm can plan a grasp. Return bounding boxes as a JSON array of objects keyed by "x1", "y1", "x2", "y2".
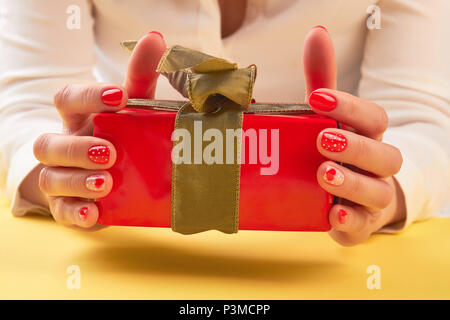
[
  {"x1": 323, "y1": 165, "x2": 344, "y2": 186},
  {"x1": 338, "y1": 209, "x2": 348, "y2": 224},
  {"x1": 321, "y1": 132, "x2": 347, "y2": 152},
  {"x1": 85, "y1": 175, "x2": 105, "y2": 191},
  {"x1": 88, "y1": 145, "x2": 110, "y2": 164},
  {"x1": 79, "y1": 207, "x2": 88, "y2": 221}
]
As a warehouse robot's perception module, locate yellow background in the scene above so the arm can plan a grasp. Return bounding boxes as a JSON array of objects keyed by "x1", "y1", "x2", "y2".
[{"x1": 0, "y1": 197, "x2": 449, "y2": 299}]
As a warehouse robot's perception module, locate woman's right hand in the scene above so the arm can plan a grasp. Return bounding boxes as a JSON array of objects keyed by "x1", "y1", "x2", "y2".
[{"x1": 32, "y1": 31, "x2": 166, "y2": 229}]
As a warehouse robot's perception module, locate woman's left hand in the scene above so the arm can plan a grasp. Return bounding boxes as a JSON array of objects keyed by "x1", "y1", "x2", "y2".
[{"x1": 303, "y1": 26, "x2": 405, "y2": 246}]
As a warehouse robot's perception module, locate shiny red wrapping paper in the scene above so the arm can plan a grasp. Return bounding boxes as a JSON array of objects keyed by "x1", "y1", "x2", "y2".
[{"x1": 93, "y1": 105, "x2": 337, "y2": 232}]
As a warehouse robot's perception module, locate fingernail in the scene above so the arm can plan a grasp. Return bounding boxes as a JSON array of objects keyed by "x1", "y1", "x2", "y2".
[
  {"x1": 101, "y1": 88, "x2": 123, "y2": 106},
  {"x1": 309, "y1": 92, "x2": 337, "y2": 111},
  {"x1": 323, "y1": 165, "x2": 344, "y2": 186},
  {"x1": 338, "y1": 209, "x2": 348, "y2": 224},
  {"x1": 86, "y1": 175, "x2": 105, "y2": 191},
  {"x1": 321, "y1": 132, "x2": 348, "y2": 152},
  {"x1": 314, "y1": 25, "x2": 328, "y2": 32},
  {"x1": 149, "y1": 30, "x2": 163, "y2": 39},
  {"x1": 88, "y1": 145, "x2": 110, "y2": 164},
  {"x1": 79, "y1": 207, "x2": 88, "y2": 221}
]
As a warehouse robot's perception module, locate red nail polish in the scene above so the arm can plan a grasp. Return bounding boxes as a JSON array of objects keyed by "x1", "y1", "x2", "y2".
[
  {"x1": 314, "y1": 25, "x2": 328, "y2": 32},
  {"x1": 101, "y1": 88, "x2": 123, "y2": 106},
  {"x1": 95, "y1": 177, "x2": 104, "y2": 188},
  {"x1": 309, "y1": 92, "x2": 337, "y2": 111},
  {"x1": 321, "y1": 132, "x2": 348, "y2": 152},
  {"x1": 79, "y1": 207, "x2": 88, "y2": 221},
  {"x1": 338, "y1": 209, "x2": 348, "y2": 224},
  {"x1": 326, "y1": 168, "x2": 336, "y2": 181},
  {"x1": 86, "y1": 175, "x2": 106, "y2": 191},
  {"x1": 149, "y1": 30, "x2": 163, "y2": 39},
  {"x1": 88, "y1": 145, "x2": 110, "y2": 164},
  {"x1": 323, "y1": 165, "x2": 344, "y2": 185}
]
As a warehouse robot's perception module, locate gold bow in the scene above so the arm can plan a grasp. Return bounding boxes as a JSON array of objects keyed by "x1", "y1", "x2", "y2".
[
  {"x1": 121, "y1": 40, "x2": 253, "y2": 235},
  {"x1": 121, "y1": 41, "x2": 257, "y2": 113}
]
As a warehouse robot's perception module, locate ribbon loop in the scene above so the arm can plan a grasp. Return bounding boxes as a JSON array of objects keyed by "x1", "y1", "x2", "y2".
[
  {"x1": 121, "y1": 41, "x2": 257, "y2": 113},
  {"x1": 157, "y1": 45, "x2": 257, "y2": 113}
]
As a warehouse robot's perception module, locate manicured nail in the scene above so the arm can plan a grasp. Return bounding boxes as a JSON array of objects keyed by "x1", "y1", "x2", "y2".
[
  {"x1": 323, "y1": 165, "x2": 344, "y2": 186},
  {"x1": 321, "y1": 132, "x2": 348, "y2": 152},
  {"x1": 79, "y1": 207, "x2": 88, "y2": 221},
  {"x1": 86, "y1": 175, "x2": 105, "y2": 191},
  {"x1": 88, "y1": 145, "x2": 110, "y2": 164},
  {"x1": 338, "y1": 209, "x2": 348, "y2": 224},
  {"x1": 149, "y1": 30, "x2": 163, "y2": 39},
  {"x1": 314, "y1": 25, "x2": 328, "y2": 32},
  {"x1": 101, "y1": 88, "x2": 123, "y2": 106},
  {"x1": 309, "y1": 92, "x2": 337, "y2": 111}
]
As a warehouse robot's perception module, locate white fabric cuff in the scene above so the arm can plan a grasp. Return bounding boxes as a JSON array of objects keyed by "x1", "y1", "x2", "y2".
[{"x1": 6, "y1": 139, "x2": 51, "y2": 217}]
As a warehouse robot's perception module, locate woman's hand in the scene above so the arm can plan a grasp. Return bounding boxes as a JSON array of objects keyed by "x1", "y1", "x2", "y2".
[
  {"x1": 310, "y1": 89, "x2": 405, "y2": 246},
  {"x1": 303, "y1": 26, "x2": 405, "y2": 246},
  {"x1": 31, "y1": 31, "x2": 166, "y2": 229}
]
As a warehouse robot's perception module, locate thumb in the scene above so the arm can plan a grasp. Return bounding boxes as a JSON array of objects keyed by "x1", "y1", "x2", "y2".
[
  {"x1": 303, "y1": 26, "x2": 337, "y2": 102},
  {"x1": 124, "y1": 31, "x2": 167, "y2": 99}
]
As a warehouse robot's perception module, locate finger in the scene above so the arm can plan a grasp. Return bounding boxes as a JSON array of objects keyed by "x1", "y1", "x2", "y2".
[
  {"x1": 302, "y1": 25, "x2": 337, "y2": 101},
  {"x1": 34, "y1": 133, "x2": 117, "y2": 169},
  {"x1": 308, "y1": 89, "x2": 389, "y2": 140},
  {"x1": 124, "y1": 31, "x2": 167, "y2": 99},
  {"x1": 327, "y1": 205, "x2": 381, "y2": 246},
  {"x1": 48, "y1": 196, "x2": 99, "y2": 228},
  {"x1": 39, "y1": 167, "x2": 112, "y2": 198},
  {"x1": 317, "y1": 161, "x2": 394, "y2": 210},
  {"x1": 54, "y1": 83, "x2": 128, "y2": 131},
  {"x1": 317, "y1": 129, "x2": 403, "y2": 177},
  {"x1": 329, "y1": 205, "x2": 384, "y2": 232}
]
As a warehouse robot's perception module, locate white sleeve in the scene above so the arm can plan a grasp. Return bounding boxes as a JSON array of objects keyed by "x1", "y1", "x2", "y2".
[
  {"x1": 0, "y1": 0, "x2": 96, "y2": 215},
  {"x1": 358, "y1": 0, "x2": 450, "y2": 231}
]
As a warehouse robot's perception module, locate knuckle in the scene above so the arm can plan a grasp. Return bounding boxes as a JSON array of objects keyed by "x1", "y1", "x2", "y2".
[
  {"x1": 82, "y1": 86, "x2": 98, "y2": 110},
  {"x1": 346, "y1": 96, "x2": 358, "y2": 121},
  {"x1": 50, "y1": 198, "x2": 65, "y2": 223},
  {"x1": 54, "y1": 84, "x2": 72, "y2": 109},
  {"x1": 368, "y1": 210, "x2": 383, "y2": 224},
  {"x1": 382, "y1": 145, "x2": 403, "y2": 177},
  {"x1": 391, "y1": 146, "x2": 403, "y2": 174},
  {"x1": 356, "y1": 209, "x2": 371, "y2": 230},
  {"x1": 378, "y1": 182, "x2": 394, "y2": 209},
  {"x1": 65, "y1": 137, "x2": 79, "y2": 163},
  {"x1": 33, "y1": 133, "x2": 52, "y2": 162},
  {"x1": 345, "y1": 173, "x2": 362, "y2": 199},
  {"x1": 355, "y1": 137, "x2": 369, "y2": 163},
  {"x1": 374, "y1": 107, "x2": 389, "y2": 135},
  {"x1": 38, "y1": 167, "x2": 51, "y2": 193},
  {"x1": 64, "y1": 171, "x2": 81, "y2": 194}
]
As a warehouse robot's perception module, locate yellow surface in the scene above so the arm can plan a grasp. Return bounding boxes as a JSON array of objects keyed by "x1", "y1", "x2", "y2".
[{"x1": 0, "y1": 197, "x2": 449, "y2": 299}]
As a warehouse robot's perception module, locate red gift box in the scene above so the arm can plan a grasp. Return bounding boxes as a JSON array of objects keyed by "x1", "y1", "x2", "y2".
[{"x1": 93, "y1": 101, "x2": 337, "y2": 232}]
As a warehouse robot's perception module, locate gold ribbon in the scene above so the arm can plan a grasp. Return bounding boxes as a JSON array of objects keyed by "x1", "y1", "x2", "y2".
[
  {"x1": 122, "y1": 41, "x2": 257, "y2": 113},
  {"x1": 121, "y1": 41, "x2": 257, "y2": 234}
]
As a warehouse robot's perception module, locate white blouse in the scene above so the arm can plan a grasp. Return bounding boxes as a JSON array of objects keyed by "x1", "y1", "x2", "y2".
[{"x1": 0, "y1": 0, "x2": 449, "y2": 231}]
